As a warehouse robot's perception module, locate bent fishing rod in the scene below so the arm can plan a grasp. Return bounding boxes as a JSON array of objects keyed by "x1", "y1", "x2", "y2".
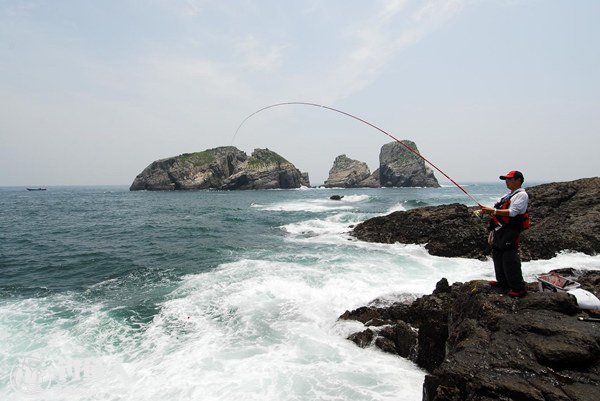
[{"x1": 233, "y1": 101, "x2": 482, "y2": 207}]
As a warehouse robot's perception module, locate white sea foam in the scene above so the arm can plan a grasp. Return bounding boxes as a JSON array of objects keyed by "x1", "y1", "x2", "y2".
[
  {"x1": 120, "y1": 249, "x2": 600, "y2": 400},
  {"x1": 281, "y1": 211, "x2": 364, "y2": 239},
  {"x1": 385, "y1": 202, "x2": 406, "y2": 214},
  {"x1": 255, "y1": 200, "x2": 352, "y2": 212},
  {"x1": 338, "y1": 194, "x2": 371, "y2": 203},
  {"x1": 3, "y1": 249, "x2": 600, "y2": 400},
  {"x1": 256, "y1": 194, "x2": 370, "y2": 213},
  {"x1": 122, "y1": 256, "x2": 430, "y2": 400}
]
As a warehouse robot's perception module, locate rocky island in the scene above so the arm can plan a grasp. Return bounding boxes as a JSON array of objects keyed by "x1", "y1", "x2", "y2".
[
  {"x1": 323, "y1": 154, "x2": 376, "y2": 188},
  {"x1": 130, "y1": 146, "x2": 309, "y2": 190},
  {"x1": 343, "y1": 177, "x2": 600, "y2": 401},
  {"x1": 323, "y1": 140, "x2": 440, "y2": 188},
  {"x1": 131, "y1": 139, "x2": 441, "y2": 190},
  {"x1": 378, "y1": 140, "x2": 440, "y2": 188}
]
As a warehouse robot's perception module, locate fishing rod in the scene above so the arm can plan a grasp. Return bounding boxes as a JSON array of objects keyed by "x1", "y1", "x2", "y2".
[{"x1": 233, "y1": 101, "x2": 482, "y2": 207}]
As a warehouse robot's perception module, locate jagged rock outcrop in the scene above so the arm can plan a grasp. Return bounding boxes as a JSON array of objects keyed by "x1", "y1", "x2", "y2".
[
  {"x1": 519, "y1": 177, "x2": 600, "y2": 260},
  {"x1": 221, "y1": 148, "x2": 308, "y2": 190},
  {"x1": 130, "y1": 147, "x2": 309, "y2": 190},
  {"x1": 130, "y1": 146, "x2": 247, "y2": 190},
  {"x1": 359, "y1": 168, "x2": 381, "y2": 188},
  {"x1": 379, "y1": 141, "x2": 440, "y2": 187},
  {"x1": 323, "y1": 155, "x2": 372, "y2": 188},
  {"x1": 352, "y1": 177, "x2": 600, "y2": 261},
  {"x1": 340, "y1": 272, "x2": 600, "y2": 401},
  {"x1": 352, "y1": 203, "x2": 488, "y2": 259},
  {"x1": 301, "y1": 172, "x2": 310, "y2": 187}
]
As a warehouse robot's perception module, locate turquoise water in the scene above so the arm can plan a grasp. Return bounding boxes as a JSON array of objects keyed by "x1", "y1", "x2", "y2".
[{"x1": 1, "y1": 184, "x2": 598, "y2": 400}]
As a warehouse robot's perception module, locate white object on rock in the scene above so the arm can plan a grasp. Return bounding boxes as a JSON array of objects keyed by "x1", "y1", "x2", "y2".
[{"x1": 567, "y1": 288, "x2": 600, "y2": 310}]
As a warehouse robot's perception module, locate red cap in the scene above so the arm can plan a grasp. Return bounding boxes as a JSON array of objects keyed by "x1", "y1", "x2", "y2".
[{"x1": 499, "y1": 170, "x2": 524, "y2": 181}]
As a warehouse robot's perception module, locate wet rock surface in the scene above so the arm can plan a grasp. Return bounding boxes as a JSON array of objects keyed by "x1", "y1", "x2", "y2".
[
  {"x1": 351, "y1": 177, "x2": 600, "y2": 261},
  {"x1": 351, "y1": 203, "x2": 488, "y2": 259},
  {"x1": 340, "y1": 271, "x2": 600, "y2": 401}
]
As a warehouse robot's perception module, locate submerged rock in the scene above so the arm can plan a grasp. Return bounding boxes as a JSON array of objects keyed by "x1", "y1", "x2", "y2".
[
  {"x1": 351, "y1": 177, "x2": 600, "y2": 261},
  {"x1": 340, "y1": 273, "x2": 600, "y2": 401}
]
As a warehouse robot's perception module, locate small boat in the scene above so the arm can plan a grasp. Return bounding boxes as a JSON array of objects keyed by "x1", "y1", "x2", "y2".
[{"x1": 26, "y1": 188, "x2": 47, "y2": 191}]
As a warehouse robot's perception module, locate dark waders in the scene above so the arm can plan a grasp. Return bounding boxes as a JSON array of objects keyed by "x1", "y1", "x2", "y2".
[{"x1": 491, "y1": 226, "x2": 526, "y2": 291}]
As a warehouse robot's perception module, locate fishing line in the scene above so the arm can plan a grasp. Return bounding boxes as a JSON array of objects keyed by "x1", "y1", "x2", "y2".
[{"x1": 233, "y1": 101, "x2": 482, "y2": 207}]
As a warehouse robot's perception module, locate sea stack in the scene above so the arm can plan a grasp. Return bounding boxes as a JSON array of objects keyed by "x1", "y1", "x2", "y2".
[
  {"x1": 379, "y1": 141, "x2": 440, "y2": 188},
  {"x1": 323, "y1": 154, "x2": 373, "y2": 188}
]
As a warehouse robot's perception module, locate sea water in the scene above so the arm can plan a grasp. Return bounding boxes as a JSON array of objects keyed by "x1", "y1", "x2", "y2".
[{"x1": 1, "y1": 184, "x2": 599, "y2": 401}]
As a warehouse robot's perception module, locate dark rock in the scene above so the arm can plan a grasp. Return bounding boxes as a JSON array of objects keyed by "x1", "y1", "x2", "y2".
[
  {"x1": 379, "y1": 141, "x2": 440, "y2": 188},
  {"x1": 351, "y1": 177, "x2": 600, "y2": 261},
  {"x1": 351, "y1": 203, "x2": 488, "y2": 259},
  {"x1": 341, "y1": 276, "x2": 600, "y2": 401},
  {"x1": 374, "y1": 336, "x2": 397, "y2": 354},
  {"x1": 375, "y1": 322, "x2": 418, "y2": 359},
  {"x1": 578, "y1": 271, "x2": 600, "y2": 298},
  {"x1": 393, "y1": 321, "x2": 419, "y2": 359},
  {"x1": 433, "y1": 278, "x2": 451, "y2": 295},
  {"x1": 330, "y1": 195, "x2": 344, "y2": 201},
  {"x1": 323, "y1": 155, "x2": 371, "y2": 188},
  {"x1": 339, "y1": 306, "x2": 382, "y2": 324},
  {"x1": 519, "y1": 177, "x2": 600, "y2": 260},
  {"x1": 348, "y1": 329, "x2": 374, "y2": 348}
]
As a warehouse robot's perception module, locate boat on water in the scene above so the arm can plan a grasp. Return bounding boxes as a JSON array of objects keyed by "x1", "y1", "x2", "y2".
[{"x1": 26, "y1": 188, "x2": 47, "y2": 191}]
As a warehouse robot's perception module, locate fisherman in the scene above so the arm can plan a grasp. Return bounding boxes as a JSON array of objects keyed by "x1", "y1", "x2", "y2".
[{"x1": 480, "y1": 170, "x2": 530, "y2": 297}]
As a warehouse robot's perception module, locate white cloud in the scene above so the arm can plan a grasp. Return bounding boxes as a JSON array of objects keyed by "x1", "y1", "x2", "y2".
[
  {"x1": 286, "y1": 0, "x2": 465, "y2": 104},
  {"x1": 413, "y1": 0, "x2": 465, "y2": 23},
  {"x1": 378, "y1": 0, "x2": 409, "y2": 20},
  {"x1": 144, "y1": 57, "x2": 248, "y2": 98},
  {"x1": 235, "y1": 35, "x2": 288, "y2": 72}
]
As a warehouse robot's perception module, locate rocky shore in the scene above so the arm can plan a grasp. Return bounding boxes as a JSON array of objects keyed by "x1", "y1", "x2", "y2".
[
  {"x1": 352, "y1": 177, "x2": 600, "y2": 261},
  {"x1": 344, "y1": 177, "x2": 600, "y2": 401},
  {"x1": 340, "y1": 271, "x2": 600, "y2": 401}
]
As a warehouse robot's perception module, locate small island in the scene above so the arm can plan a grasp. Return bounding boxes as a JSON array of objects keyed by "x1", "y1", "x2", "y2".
[{"x1": 130, "y1": 147, "x2": 309, "y2": 191}]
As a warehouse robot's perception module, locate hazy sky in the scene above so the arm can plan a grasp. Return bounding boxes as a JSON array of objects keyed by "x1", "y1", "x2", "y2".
[{"x1": 1, "y1": 0, "x2": 598, "y2": 186}]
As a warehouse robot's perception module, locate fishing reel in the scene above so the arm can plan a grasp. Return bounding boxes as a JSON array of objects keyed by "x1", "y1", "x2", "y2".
[{"x1": 472, "y1": 209, "x2": 484, "y2": 219}]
